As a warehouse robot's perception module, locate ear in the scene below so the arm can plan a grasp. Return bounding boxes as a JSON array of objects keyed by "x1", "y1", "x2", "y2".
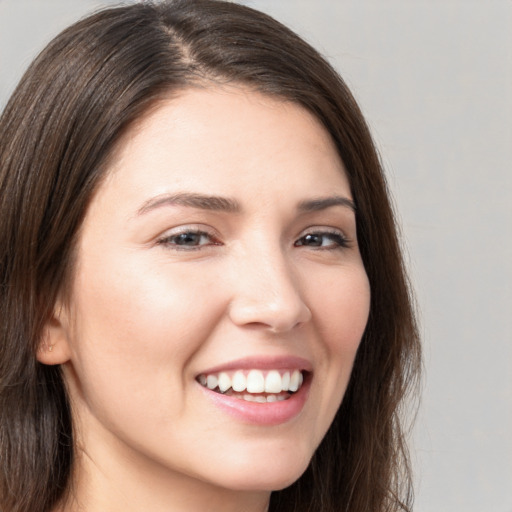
[{"x1": 37, "y1": 304, "x2": 72, "y2": 366}]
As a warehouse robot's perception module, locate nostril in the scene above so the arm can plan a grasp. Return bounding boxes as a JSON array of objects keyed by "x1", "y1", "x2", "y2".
[{"x1": 228, "y1": 298, "x2": 312, "y2": 333}]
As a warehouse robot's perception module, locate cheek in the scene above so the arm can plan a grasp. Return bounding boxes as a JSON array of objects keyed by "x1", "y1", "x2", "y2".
[
  {"x1": 64, "y1": 254, "x2": 225, "y2": 411},
  {"x1": 310, "y1": 265, "x2": 370, "y2": 354},
  {"x1": 71, "y1": 253, "x2": 221, "y2": 347},
  {"x1": 306, "y1": 265, "x2": 370, "y2": 415}
]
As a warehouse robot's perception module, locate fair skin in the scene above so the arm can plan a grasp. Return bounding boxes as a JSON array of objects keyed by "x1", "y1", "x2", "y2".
[{"x1": 40, "y1": 86, "x2": 370, "y2": 512}]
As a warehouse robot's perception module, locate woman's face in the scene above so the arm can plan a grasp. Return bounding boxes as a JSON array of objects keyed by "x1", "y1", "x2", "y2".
[{"x1": 55, "y1": 86, "x2": 370, "y2": 500}]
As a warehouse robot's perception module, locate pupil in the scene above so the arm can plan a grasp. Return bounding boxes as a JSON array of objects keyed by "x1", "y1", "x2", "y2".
[
  {"x1": 304, "y1": 234, "x2": 321, "y2": 246},
  {"x1": 178, "y1": 233, "x2": 199, "y2": 245}
]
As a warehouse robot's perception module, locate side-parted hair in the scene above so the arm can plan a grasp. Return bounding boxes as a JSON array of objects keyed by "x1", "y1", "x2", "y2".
[{"x1": 0, "y1": 1, "x2": 421, "y2": 511}]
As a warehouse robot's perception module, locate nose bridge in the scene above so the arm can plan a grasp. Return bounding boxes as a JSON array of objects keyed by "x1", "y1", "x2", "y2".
[{"x1": 227, "y1": 235, "x2": 311, "y2": 331}]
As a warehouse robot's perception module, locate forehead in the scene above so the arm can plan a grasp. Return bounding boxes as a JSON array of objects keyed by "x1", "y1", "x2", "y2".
[{"x1": 99, "y1": 85, "x2": 350, "y2": 207}]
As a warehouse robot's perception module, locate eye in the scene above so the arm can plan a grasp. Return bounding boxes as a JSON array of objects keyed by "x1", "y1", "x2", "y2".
[
  {"x1": 157, "y1": 229, "x2": 220, "y2": 250},
  {"x1": 294, "y1": 231, "x2": 350, "y2": 249}
]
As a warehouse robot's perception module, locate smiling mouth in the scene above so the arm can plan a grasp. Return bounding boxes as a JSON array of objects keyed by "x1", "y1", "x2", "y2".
[{"x1": 197, "y1": 369, "x2": 305, "y2": 403}]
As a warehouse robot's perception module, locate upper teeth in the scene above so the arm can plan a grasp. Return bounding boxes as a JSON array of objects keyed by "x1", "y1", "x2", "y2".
[{"x1": 198, "y1": 369, "x2": 304, "y2": 394}]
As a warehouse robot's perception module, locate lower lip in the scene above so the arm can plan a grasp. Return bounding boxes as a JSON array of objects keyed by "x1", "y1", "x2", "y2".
[{"x1": 199, "y1": 378, "x2": 311, "y2": 426}]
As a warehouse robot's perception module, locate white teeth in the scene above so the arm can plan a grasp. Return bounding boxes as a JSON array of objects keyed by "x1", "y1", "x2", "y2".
[
  {"x1": 246, "y1": 370, "x2": 265, "y2": 393},
  {"x1": 217, "y1": 372, "x2": 231, "y2": 393},
  {"x1": 198, "y1": 368, "x2": 306, "y2": 396},
  {"x1": 281, "y1": 371, "x2": 290, "y2": 391},
  {"x1": 288, "y1": 370, "x2": 302, "y2": 392},
  {"x1": 264, "y1": 370, "x2": 282, "y2": 393},
  {"x1": 206, "y1": 374, "x2": 218, "y2": 390},
  {"x1": 231, "y1": 371, "x2": 247, "y2": 392},
  {"x1": 242, "y1": 394, "x2": 280, "y2": 403}
]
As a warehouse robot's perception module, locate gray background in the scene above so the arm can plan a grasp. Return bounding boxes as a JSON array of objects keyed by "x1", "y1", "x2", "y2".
[{"x1": 1, "y1": 1, "x2": 510, "y2": 511}]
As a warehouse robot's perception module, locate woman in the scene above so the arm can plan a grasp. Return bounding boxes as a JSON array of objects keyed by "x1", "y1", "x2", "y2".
[{"x1": 0, "y1": 1, "x2": 420, "y2": 511}]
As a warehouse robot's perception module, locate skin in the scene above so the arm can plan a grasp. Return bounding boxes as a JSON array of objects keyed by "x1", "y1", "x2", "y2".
[{"x1": 41, "y1": 86, "x2": 371, "y2": 512}]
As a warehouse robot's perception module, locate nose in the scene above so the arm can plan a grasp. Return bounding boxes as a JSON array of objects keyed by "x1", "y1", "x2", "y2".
[{"x1": 227, "y1": 246, "x2": 312, "y2": 333}]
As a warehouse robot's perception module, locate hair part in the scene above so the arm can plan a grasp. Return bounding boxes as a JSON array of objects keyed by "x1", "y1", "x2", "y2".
[{"x1": 0, "y1": 2, "x2": 421, "y2": 511}]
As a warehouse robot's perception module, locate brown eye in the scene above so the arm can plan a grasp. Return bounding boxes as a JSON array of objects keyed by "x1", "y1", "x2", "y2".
[
  {"x1": 295, "y1": 232, "x2": 349, "y2": 249},
  {"x1": 171, "y1": 232, "x2": 207, "y2": 246},
  {"x1": 158, "y1": 230, "x2": 219, "y2": 249}
]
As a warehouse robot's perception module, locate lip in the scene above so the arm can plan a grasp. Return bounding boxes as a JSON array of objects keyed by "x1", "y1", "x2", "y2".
[
  {"x1": 196, "y1": 356, "x2": 313, "y2": 426},
  {"x1": 197, "y1": 355, "x2": 313, "y2": 374}
]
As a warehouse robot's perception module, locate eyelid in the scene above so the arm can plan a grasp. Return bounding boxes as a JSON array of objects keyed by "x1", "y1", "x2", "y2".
[
  {"x1": 154, "y1": 224, "x2": 352, "y2": 251},
  {"x1": 295, "y1": 227, "x2": 352, "y2": 249},
  {"x1": 156, "y1": 225, "x2": 222, "y2": 249},
  {"x1": 300, "y1": 226, "x2": 348, "y2": 237}
]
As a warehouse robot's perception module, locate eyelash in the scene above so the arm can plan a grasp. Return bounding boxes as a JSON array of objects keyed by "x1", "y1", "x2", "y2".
[
  {"x1": 294, "y1": 230, "x2": 350, "y2": 249},
  {"x1": 157, "y1": 228, "x2": 350, "y2": 251},
  {"x1": 157, "y1": 229, "x2": 220, "y2": 251}
]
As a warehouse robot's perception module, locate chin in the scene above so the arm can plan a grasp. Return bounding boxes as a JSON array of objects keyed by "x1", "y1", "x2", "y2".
[{"x1": 206, "y1": 449, "x2": 312, "y2": 492}]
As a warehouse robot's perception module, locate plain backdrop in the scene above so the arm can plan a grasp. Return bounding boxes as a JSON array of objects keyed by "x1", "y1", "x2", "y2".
[{"x1": 1, "y1": 1, "x2": 511, "y2": 511}]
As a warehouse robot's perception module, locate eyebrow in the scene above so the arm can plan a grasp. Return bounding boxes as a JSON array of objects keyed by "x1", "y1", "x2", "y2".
[
  {"x1": 136, "y1": 192, "x2": 355, "y2": 216},
  {"x1": 137, "y1": 192, "x2": 241, "y2": 215},
  {"x1": 297, "y1": 196, "x2": 356, "y2": 213}
]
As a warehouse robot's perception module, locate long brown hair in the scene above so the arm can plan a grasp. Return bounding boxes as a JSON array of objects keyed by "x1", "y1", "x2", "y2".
[{"x1": 0, "y1": 1, "x2": 421, "y2": 511}]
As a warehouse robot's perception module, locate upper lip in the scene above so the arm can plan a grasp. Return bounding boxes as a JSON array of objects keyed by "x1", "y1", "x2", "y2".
[{"x1": 197, "y1": 355, "x2": 313, "y2": 376}]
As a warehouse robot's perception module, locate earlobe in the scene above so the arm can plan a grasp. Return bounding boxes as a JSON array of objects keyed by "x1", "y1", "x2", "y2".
[{"x1": 37, "y1": 309, "x2": 72, "y2": 366}]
